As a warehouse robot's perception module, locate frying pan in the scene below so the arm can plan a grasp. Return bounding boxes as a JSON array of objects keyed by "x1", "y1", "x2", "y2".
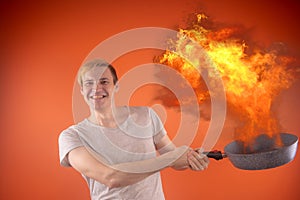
[{"x1": 202, "y1": 133, "x2": 298, "y2": 170}]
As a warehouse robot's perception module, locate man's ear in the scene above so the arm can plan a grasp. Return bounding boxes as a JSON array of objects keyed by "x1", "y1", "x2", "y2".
[
  {"x1": 114, "y1": 83, "x2": 119, "y2": 92},
  {"x1": 80, "y1": 86, "x2": 84, "y2": 95}
]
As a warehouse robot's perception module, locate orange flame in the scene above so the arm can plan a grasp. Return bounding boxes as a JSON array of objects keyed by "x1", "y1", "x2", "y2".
[{"x1": 158, "y1": 14, "x2": 296, "y2": 147}]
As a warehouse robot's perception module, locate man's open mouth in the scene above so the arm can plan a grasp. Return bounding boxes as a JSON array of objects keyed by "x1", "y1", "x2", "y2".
[{"x1": 90, "y1": 94, "x2": 108, "y2": 99}]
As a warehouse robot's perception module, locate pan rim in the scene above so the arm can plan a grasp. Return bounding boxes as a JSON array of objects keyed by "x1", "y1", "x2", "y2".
[{"x1": 224, "y1": 132, "x2": 298, "y2": 156}]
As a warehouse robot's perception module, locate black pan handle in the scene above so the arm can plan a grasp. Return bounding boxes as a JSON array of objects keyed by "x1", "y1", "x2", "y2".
[{"x1": 203, "y1": 150, "x2": 227, "y2": 160}]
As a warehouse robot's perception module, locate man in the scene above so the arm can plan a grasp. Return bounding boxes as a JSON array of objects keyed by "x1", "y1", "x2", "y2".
[{"x1": 58, "y1": 59, "x2": 209, "y2": 199}]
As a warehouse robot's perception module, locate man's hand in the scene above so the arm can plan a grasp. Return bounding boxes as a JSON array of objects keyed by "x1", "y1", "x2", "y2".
[
  {"x1": 187, "y1": 149, "x2": 210, "y2": 171},
  {"x1": 169, "y1": 146, "x2": 190, "y2": 170},
  {"x1": 170, "y1": 146, "x2": 209, "y2": 171}
]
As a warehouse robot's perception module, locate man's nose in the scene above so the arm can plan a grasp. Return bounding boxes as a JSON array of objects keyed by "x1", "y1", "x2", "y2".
[{"x1": 93, "y1": 81, "x2": 103, "y2": 90}]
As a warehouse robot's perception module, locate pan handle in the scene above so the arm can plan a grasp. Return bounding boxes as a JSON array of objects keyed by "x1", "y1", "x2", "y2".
[{"x1": 203, "y1": 150, "x2": 227, "y2": 160}]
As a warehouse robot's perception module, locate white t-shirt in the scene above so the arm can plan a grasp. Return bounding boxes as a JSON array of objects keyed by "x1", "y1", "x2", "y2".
[{"x1": 59, "y1": 107, "x2": 167, "y2": 200}]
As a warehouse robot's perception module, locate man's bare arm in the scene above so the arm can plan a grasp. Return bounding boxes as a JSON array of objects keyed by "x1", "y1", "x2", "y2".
[
  {"x1": 155, "y1": 135, "x2": 210, "y2": 171},
  {"x1": 68, "y1": 145, "x2": 189, "y2": 189}
]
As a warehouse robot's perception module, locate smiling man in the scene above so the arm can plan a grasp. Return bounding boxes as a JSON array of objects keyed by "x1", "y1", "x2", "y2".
[{"x1": 58, "y1": 59, "x2": 209, "y2": 200}]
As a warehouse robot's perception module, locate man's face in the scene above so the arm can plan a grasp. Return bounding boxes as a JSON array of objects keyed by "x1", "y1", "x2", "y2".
[{"x1": 80, "y1": 67, "x2": 116, "y2": 111}]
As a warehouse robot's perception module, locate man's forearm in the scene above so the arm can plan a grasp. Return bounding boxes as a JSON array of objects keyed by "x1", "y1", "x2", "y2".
[
  {"x1": 105, "y1": 146, "x2": 189, "y2": 188},
  {"x1": 112, "y1": 146, "x2": 186, "y2": 173},
  {"x1": 83, "y1": 145, "x2": 188, "y2": 188}
]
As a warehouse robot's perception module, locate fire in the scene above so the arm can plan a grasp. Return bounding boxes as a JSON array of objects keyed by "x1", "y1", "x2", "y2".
[{"x1": 158, "y1": 14, "x2": 296, "y2": 148}]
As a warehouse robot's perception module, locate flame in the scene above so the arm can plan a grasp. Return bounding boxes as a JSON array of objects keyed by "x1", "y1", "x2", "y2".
[{"x1": 158, "y1": 14, "x2": 296, "y2": 147}]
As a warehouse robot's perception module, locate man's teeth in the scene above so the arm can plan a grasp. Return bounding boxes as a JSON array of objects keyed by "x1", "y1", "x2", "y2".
[{"x1": 91, "y1": 95, "x2": 106, "y2": 99}]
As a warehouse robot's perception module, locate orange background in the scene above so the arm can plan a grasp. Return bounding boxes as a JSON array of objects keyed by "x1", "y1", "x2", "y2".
[{"x1": 1, "y1": 0, "x2": 300, "y2": 199}]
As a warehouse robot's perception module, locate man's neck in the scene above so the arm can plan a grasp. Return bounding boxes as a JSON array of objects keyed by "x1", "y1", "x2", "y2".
[{"x1": 89, "y1": 106, "x2": 127, "y2": 128}]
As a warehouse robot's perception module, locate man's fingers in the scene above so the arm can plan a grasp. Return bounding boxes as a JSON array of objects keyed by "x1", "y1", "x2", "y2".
[
  {"x1": 189, "y1": 160, "x2": 201, "y2": 171},
  {"x1": 187, "y1": 151, "x2": 209, "y2": 171},
  {"x1": 190, "y1": 151, "x2": 209, "y2": 164}
]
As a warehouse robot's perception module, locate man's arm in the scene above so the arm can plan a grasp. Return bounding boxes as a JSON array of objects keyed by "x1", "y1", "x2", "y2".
[
  {"x1": 68, "y1": 145, "x2": 189, "y2": 189},
  {"x1": 155, "y1": 135, "x2": 210, "y2": 171}
]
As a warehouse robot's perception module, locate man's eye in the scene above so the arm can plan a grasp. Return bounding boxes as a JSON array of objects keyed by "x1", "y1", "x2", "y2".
[
  {"x1": 84, "y1": 82, "x2": 93, "y2": 86},
  {"x1": 101, "y1": 80, "x2": 109, "y2": 85}
]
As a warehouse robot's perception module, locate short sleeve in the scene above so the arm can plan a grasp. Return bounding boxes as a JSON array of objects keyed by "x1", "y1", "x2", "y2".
[
  {"x1": 148, "y1": 107, "x2": 167, "y2": 144},
  {"x1": 58, "y1": 126, "x2": 83, "y2": 167}
]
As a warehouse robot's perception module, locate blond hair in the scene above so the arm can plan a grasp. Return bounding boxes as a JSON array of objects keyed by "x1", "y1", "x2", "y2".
[{"x1": 77, "y1": 59, "x2": 118, "y2": 86}]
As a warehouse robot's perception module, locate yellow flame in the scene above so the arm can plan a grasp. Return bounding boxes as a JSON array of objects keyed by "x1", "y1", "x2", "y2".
[{"x1": 158, "y1": 14, "x2": 296, "y2": 145}]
